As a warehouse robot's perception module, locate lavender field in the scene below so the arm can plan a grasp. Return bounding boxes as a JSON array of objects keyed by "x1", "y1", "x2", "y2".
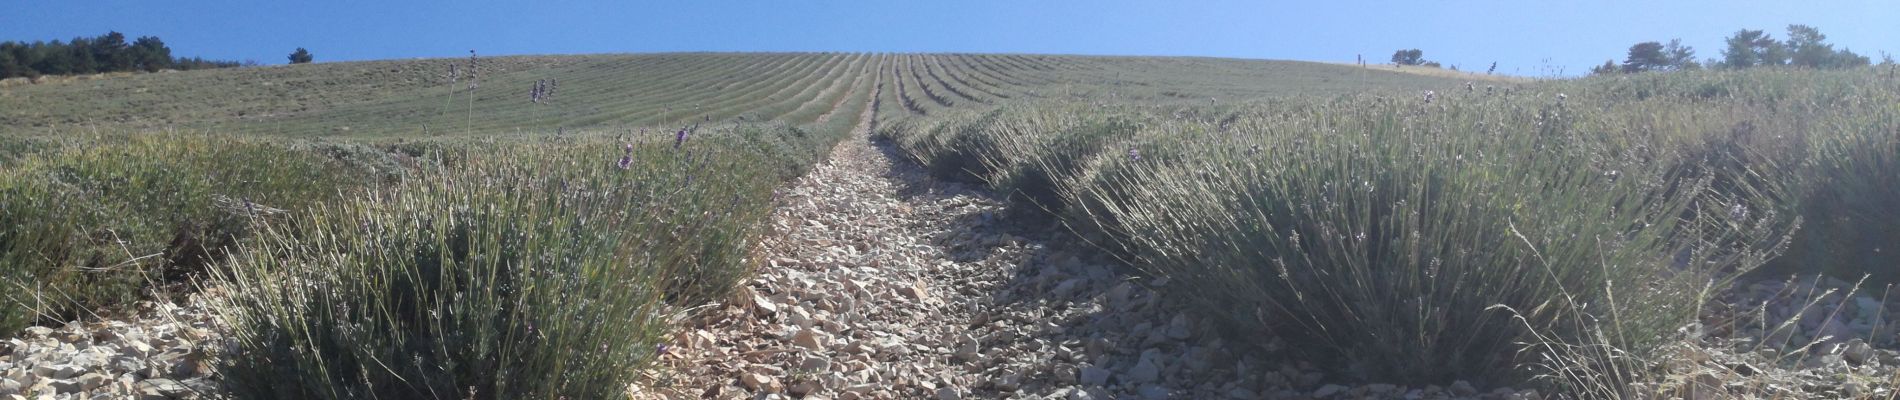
[{"x1": 1, "y1": 52, "x2": 1897, "y2": 399}]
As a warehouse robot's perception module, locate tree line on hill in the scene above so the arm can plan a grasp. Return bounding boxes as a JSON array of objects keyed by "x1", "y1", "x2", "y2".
[
  {"x1": 1591, "y1": 24, "x2": 1888, "y2": 75},
  {"x1": 1388, "y1": 49, "x2": 1494, "y2": 73},
  {"x1": 1388, "y1": 24, "x2": 1890, "y2": 77},
  {"x1": 0, "y1": 31, "x2": 246, "y2": 79}
]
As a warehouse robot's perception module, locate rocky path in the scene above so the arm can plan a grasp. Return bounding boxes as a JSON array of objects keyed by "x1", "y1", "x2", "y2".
[
  {"x1": 0, "y1": 298, "x2": 221, "y2": 399},
  {"x1": 637, "y1": 110, "x2": 1395, "y2": 400}
]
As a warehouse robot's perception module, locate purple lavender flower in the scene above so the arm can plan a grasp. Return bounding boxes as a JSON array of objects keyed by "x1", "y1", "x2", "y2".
[
  {"x1": 674, "y1": 128, "x2": 689, "y2": 148},
  {"x1": 464, "y1": 50, "x2": 480, "y2": 90},
  {"x1": 617, "y1": 143, "x2": 634, "y2": 169},
  {"x1": 1128, "y1": 147, "x2": 1141, "y2": 161}
]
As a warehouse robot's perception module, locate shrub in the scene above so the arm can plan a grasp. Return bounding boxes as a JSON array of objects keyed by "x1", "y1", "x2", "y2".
[
  {"x1": 875, "y1": 76, "x2": 1829, "y2": 387},
  {"x1": 1598, "y1": 68, "x2": 1900, "y2": 286},
  {"x1": 985, "y1": 105, "x2": 1144, "y2": 217},
  {"x1": 1768, "y1": 104, "x2": 1900, "y2": 283},
  {"x1": 0, "y1": 134, "x2": 364, "y2": 333},
  {"x1": 898, "y1": 108, "x2": 1005, "y2": 183},
  {"x1": 210, "y1": 139, "x2": 776, "y2": 399},
  {"x1": 288, "y1": 47, "x2": 313, "y2": 64},
  {"x1": 1067, "y1": 98, "x2": 1787, "y2": 384},
  {"x1": 0, "y1": 136, "x2": 51, "y2": 168}
]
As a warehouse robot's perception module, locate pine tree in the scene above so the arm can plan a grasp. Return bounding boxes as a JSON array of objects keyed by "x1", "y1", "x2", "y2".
[
  {"x1": 131, "y1": 36, "x2": 171, "y2": 72},
  {"x1": 1622, "y1": 42, "x2": 1667, "y2": 73},
  {"x1": 288, "y1": 48, "x2": 314, "y2": 64}
]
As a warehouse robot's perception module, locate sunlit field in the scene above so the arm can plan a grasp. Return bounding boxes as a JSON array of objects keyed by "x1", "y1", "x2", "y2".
[{"x1": 3, "y1": 46, "x2": 1897, "y2": 398}]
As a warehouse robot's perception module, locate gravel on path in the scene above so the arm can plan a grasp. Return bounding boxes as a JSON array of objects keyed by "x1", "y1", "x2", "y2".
[{"x1": 636, "y1": 112, "x2": 1531, "y2": 400}]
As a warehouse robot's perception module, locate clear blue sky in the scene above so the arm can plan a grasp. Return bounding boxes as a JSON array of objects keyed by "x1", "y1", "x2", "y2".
[{"x1": 4, "y1": 1, "x2": 1895, "y2": 76}]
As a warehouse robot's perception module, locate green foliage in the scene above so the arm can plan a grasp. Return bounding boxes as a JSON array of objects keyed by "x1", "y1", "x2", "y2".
[
  {"x1": 0, "y1": 32, "x2": 238, "y2": 79},
  {"x1": 1785, "y1": 25, "x2": 1832, "y2": 67},
  {"x1": 0, "y1": 134, "x2": 369, "y2": 333},
  {"x1": 1758, "y1": 88, "x2": 1900, "y2": 283},
  {"x1": 131, "y1": 36, "x2": 172, "y2": 72},
  {"x1": 1722, "y1": 29, "x2": 1789, "y2": 68},
  {"x1": 1391, "y1": 49, "x2": 1426, "y2": 66},
  {"x1": 1624, "y1": 42, "x2": 1669, "y2": 73},
  {"x1": 288, "y1": 47, "x2": 313, "y2": 64},
  {"x1": 90, "y1": 32, "x2": 133, "y2": 72},
  {"x1": 0, "y1": 135, "x2": 50, "y2": 165},
  {"x1": 1718, "y1": 25, "x2": 1870, "y2": 70},
  {"x1": 1613, "y1": 40, "x2": 1697, "y2": 74},
  {"x1": 1663, "y1": 39, "x2": 1700, "y2": 71},
  {"x1": 1591, "y1": 60, "x2": 1619, "y2": 75},
  {"x1": 1785, "y1": 25, "x2": 1871, "y2": 69},
  {"x1": 65, "y1": 37, "x2": 96, "y2": 75}
]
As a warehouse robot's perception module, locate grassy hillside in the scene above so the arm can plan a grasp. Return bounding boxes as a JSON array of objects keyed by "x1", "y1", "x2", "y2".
[
  {"x1": 1, "y1": 53, "x2": 1495, "y2": 398},
  {"x1": 3, "y1": 52, "x2": 1473, "y2": 332},
  {"x1": 0, "y1": 53, "x2": 1471, "y2": 137},
  {"x1": 9, "y1": 50, "x2": 1898, "y2": 397}
]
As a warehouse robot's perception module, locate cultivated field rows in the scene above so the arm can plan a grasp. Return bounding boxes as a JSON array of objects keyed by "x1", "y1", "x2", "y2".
[{"x1": 3, "y1": 53, "x2": 1895, "y2": 399}]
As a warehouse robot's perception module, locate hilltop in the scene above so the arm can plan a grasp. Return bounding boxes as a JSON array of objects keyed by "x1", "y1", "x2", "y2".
[{"x1": 0, "y1": 53, "x2": 1473, "y2": 137}]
